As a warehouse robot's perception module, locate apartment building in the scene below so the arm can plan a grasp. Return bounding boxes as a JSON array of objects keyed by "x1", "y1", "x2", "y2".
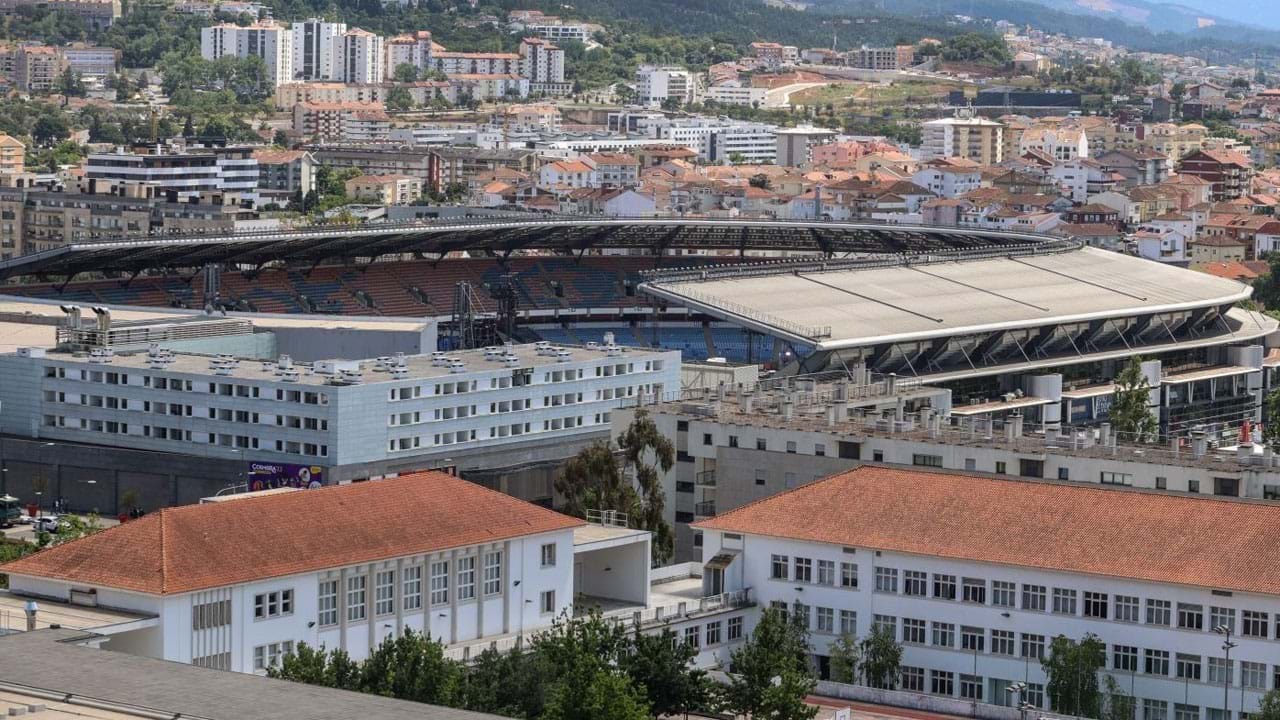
[
  {"x1": 1177, "y1": 149, "x2": 1253, "y2": 201},
  {"x1": 252, "y1": 148, "x2": 315, "y2": 202},
  {"x1": 86, "y1": 147, "x2": 259, "y2": 202},
  {"x1": 15, "y1": 45, "x2": 64, "y2": 92},
  {"x1": 430, "y1": 51, "x2": 520, "y2": 76},
  {"x1": 0, "y1": 133, "x2": 25, "y2": 175},
  {"x1": 635, "y1": 65, "x2": 698, "y2": 107},
  {"x1": 292, "y1": 102, "x2": 390, "y2": 142},
  {"x1": 428, "y1": 147, "x2": 540, "y2": 193},
  {"x1": 695, "y1": 464, "x2": 1280, "y2": 720},
  {"x1": 61, "y1": 43, "x2": 119, "y2": 79},
  {"x1": 519, "y1": 38, "x2": 568, "y2": 96},
  {"x1": 383, "y1": 30, "x2": 437, "y2": 76},
  {"x1": 200, "y1": 20, "x2": 293, "y2": 87},
  {"x1": 922, "y1": 113, "x2": 1004, "y2": 165},
  {"x1": 344, "y1": 173, "x2": 422, "y2": 205},
  {"x1": 850, "y1": 45, "x2": 915, "y2": 70},
  {"x1": 775, "y1": 126, "x2": 839, "y2": 168},
  {"x1": 290, "y1": 17, "x2": 345, "y2": 81},
  {"x1": 0, "y1": 0, "x2": 120, "y2": 28},
  {"x1": 704, "y1": 85, "x2": 769, "y2": 107},
  {"x1": 334, "y1": 28, "x2": 383, "y2": 85}
]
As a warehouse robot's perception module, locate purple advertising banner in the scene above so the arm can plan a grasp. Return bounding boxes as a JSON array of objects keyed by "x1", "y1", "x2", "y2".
[{"x1": 247, "y1": 463, "x2": 323, "y2": 491}]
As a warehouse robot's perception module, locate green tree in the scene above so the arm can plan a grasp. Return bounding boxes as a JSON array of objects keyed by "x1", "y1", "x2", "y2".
[
  {"x1": 56, "y1": 67, "x2": 86, "y2": 98},
  {"x1": 828, "y1": 632, "x2": 861, "y2": 684},
  {"x1": 386, "y1": 85, "x2": 414, "y2": 111},
  {"x1": 1265, "y1": 387, "x2": 1280, "y2": 450},
  {"x1": 393, "y1": 62, "x2": 420, "y2": 83},
  {"x1": 32, "y1": 113, "x2": 70, "y2": 146},
  {"x1": 727, "y1": 607, "x2": 813, "y2": 717},
  {"x1": 1041, "y1": 633, "x2": 1106, "y2": 717},
  {"x1": 859, "y1": 623, "x2": 902, "y2": 689},
  {"x1": 36, "y1": 513, "x2": 103, "y2": 548},
  {"x1": 1109, "y1": 356, "x2": 1157, "y2": 442},
  {"x1": 1255, "y1": 688, "x2": 1280, "y2": 720},
  {"x1": 556, "y1": 408, "x2": 676, "y2": 562},
  {"x1": 542, "y1": 665, "x2": 650, "y2": 720},
  {"x1": 1102, "y1": 674, "x2": 1136, "y2": 720},
  {"x1": 620, "y1": 627, "x2": 712, "y2": 717},
  {"x1": 759, "y1": 669, "x2": 820, "y2": 720},
  {"x1": 269, "y1": 642, "x2": 331, "y2": 686},
  {"x1": 358, "y1": 629, "x2": 464, "y2": 706}
]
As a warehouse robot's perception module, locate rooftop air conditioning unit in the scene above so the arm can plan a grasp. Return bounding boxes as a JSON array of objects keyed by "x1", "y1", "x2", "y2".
[
  {"x1": 280, "y1": 369, "x2": 301, "y2": 383},
  {"x1": 448, "y1": 359, "x2": 467, "y2": 374}
]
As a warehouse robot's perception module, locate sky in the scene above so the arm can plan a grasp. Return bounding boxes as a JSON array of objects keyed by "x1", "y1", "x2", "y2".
[{"x1": 1166, "y1": 0, "x2": 1280, "y2": 30}]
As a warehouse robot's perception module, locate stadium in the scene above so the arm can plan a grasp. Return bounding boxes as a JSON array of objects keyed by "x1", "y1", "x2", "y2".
[{"x1": 1, "y1": 215, "x2": 1275, "y2": 437}]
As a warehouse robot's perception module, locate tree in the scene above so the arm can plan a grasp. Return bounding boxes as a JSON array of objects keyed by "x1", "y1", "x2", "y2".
[
  {"x1": 36, "y1": 513, "x2": 103, "y2": 548},
  {"x1": 1255, "y1": 688, "x2": 1280, "y2": 720},
  {"x1": 759, "y1": 669, "x2": 820, "y2": 720},
  {"x1": 393, "y1": 62, "x2": 420, "y2": 83},
  {"x1": 386, "y1": 85, "x2": 414, "y2": 111},
  {"x1": 359, "y1": 630, "x2": 464, "y2": 706},
  {"x1": 1266, "y1": 387, "x2": 1280, "y2": 450},
  {"x1": 556, "y1": 409, "x2": 676, "y2": 562},
  {"x1": 272, "y1": 129, "x2": 289, "y2": 147},
  {"x1": 1102, "y1": 674, "x2": 1136, "y2": 720},
  {"x1": 269, "y1": 642, "x2": 331, "y2": 686},
  {"x1": 32, "y1": 113, "x2": 70, "y2": 146},
  {"x1": 727, "y1": 607, "x2": 813, "y2": 717},
  {"x1": 859, "y1": 623, "x2": 902, "y2": 689},
  {"x1": 620, "y1": 627, "x2": 712, "y2": 717},
  {"x1": 827, "y1": 632, "x2": 860, "y2": 684},
  {"x1": 542, "y1": 665, "x2": 650, "y2": 720},
  {"x1": 1109, "y1": 356, "x2": 1157, "y2": 442},
  {"x1": 56, "y1": 67, "x2": 86, "y2": 98},
  {"x1": 1041, "y1": 633, "x2": 1105, "y2": 717},
  {"x1": 749, "y1": 173, "x2": 771, "y2": 189}
]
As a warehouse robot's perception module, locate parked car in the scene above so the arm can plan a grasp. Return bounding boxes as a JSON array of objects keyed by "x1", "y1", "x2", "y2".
[{"x1": 32, "y1": 516, "x2": 62, "y2": 533}]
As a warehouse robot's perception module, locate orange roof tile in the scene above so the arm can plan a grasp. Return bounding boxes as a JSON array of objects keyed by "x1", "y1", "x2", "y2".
[
  {"x1": 694, "y1": 465, "x2": 1280, "y2": 595},
  {"x1": 1, "y1": 472, "x2": 583, "y2": 595}
]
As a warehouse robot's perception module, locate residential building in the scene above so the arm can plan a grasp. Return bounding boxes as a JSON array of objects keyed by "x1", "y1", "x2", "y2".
[
  {"x1": 1095, "y1": 148, "x2": 1170, "y2": 188},
  {"x1": 850, "y1": 45, "x2": 914, "y2": 70},
  {"x1": 775, "y1": 126, "x2": 839, "y2": 168},
  {"x1": 519, "y1": 38, "x2": 568, "y2": 96},
  {"x1": 85, "y1": 146, "x2": 260, "y2": 202},
  {"x1": 201, "y1": 20, "x2": 293, "y2": 87},
  {"x1": 695, "y1": 464, "x2": 1280, "y2": 718},
  {"x1": 345, "y1": 173, "x2": 422, "y2": 205},
  {"x1": 0, "y1": 0, "x2": 120, "y2": 28},
  {"x1": 586, "y1": 152, "x2": 641, "y2": 188},
  {"x1": 429, "y1": 51, "x2": 520, "y2": 76},
  {"x1": 1176, "y1": 149, "x2": 1253, "y2": 201},
  {"x1": 428, "y1": 147, "x2": 540, "y2": 194},
  {"x1": 911, "y1": 158, "x2": 983, "y2": 198},
  {"x1": 60, "y1": 43, "x2": 119, "y2": 79},
  {"x1": 0, "y1": 133, "x2": 25, "y2": 175},
  {"x1": 15, "y1": 45, "x2": 64, "y2": 92},
  {"x1": 292, "y1": 102, "x2": 390, "y2": 142},
  {"x1": 921, "y1": 112, "x2": 1004, "y2": 165},
  {"x1": 252, "y1": 148, "x2": 315, "y2": 202},
  {"x1": 290, "y1": 18, "x2": 345, "y2": 82},
  {"x1": 704, "y1": 85, "x2": 768, "y2": 107},
  {"x1": 334, "y1": 28, "x2": 383, "y2": 85},
  {"x1": 635, "y1": 65, "x2": 698, "y2": 107}
]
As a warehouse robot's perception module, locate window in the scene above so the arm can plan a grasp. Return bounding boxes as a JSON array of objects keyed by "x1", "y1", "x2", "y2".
[
  {"x1": 1023, "y1": 584, "x2": 1046, "y2": 611},
  {"x1": 1208, "y1": 657, "x2": 1232, "y2": 685},
  {"x1": 755, "y1": 469, "x2": 766, "y2": 485},
  {"x1": 931, "y1": 670, "x2": 955, "y2": 696},
  {"x1": 483, "y1": 551, "x2": 503, "y2": 596},
  {"x1": 252, "y1": 641, "x2": 295, "y2": 672},
  {"x1": 728, "y1": 616, "x2": 743, "y2": 641},
  {"x1": 902, "y1": 666, "x2": 925, "y2": 692},
  {"x1": 1146, "y1": 700, "x2": 1169, "y2": 720},
  {"x1": 933, "y1": 573, "x2": 956, "y2": 600},
  {"x1": 540, "y1": 590, "x2": 556, "y2": 614},
  {"x1": 541, "y1": 543, "x2": 557, "y2": 567},
  {"x1": 1115, "y1": 595, "x2": 1140, "y2": 623},
  {"x1": 817, "y1": 560, "x2": 835, "y2": 585},
  {"x1": 904, "y1": 570, "x2": 928, "y2": 596},
  {"x1": 794, "y1": 557, "x2": 813, "y2": 583},
  {"x1": 1025, "y1": 683, "x2": 1045, "y2": 709},
  {"x1": 457, "y1": 556, "x2": 476, "y2": 601},
  {"x1": 1146, "y1": 649, "x2": 1170, "y2": 676},
  {"x1": 961, "y1": 626, "x2": 985, "y2": 652},
  {"x1": 1021, "y1": 633, "x2": 1045, "y2": 660},
  {"x1": 912, "y1": 453, "x2": 943, "y2": 467},
  {"x1": 192, "y1": 598, "x2": 231, "y2": 631},
  {"x1": 1114, "y1": 645, "x2": 1138, "y2": 672},
  {"x1": 430, "y1": 560, "x2": 449, "y2": 605},
  {"x1": 346, "y1": 575, "x2": 367, "y2": 622},
  {"x1": 963, "y1": 578, "x2": 986, "y2": 604},
  {"x1": 403, "y1": 566, "x2": 423, "y2": 611},
  {"x1": 1243, "y1": 610, "x2": 1269, "y2": 638},
  {"x1": 992, "y1": 581, "x2": 1016, "y2": 607},
  {"x1": 872, "y1": 614, "x2": 896, "y2": 637},
  {"x1": 1174, "y1": 704, "x2": 1199, "y2": 720},
  {"x1": 1211, "y1": 607, "x2": 1236, "y2": 633},
  {"x1": 932, "y1": 621, "x2": 955, "y2": 648},
  {"x1": 1101, "y1": 471, "x2": 1134, "y2": 485},
  {"x1": 839, "y1": 610, "x2": 857, "y2": 636},
  {"x1": 1176, "y1": 654, "x2": 1202, "y2": 681},
  {"x1": 703, "y1": 433, "x2": 712, "y2": 445},
  {"x1": 1084, "y1": 591, "x2": 1108, "y2": 619},
  {"x1": 1052, "y1": 588, "x2": 1078, "y2": 615},
  {"x1": 903, "y1": 618, "x2": 927, "y2": 644},
  {"x1": 875, "y1": 567, "x2": 898, "y2": 592},
  {"x1": 960, "y1": 674, "x2": 983, "y2": 701},
  {"x1": 1147, "y1": 599, "x2": 1172, "y2": 626},
  {"x1": 254, "y1": 589, "x2": 294, "y2": 620},
  {"x1": 706, "y1": 620, "x2": 722, "y2": 645},
  {"x1": 318, "y1": 580, "x2": 338, "y2": 627},
  {"x1": 992, "y1": 629, "x2": 1015, "y2": 655},
  {"x1": 771, "y1": 554, "x2": 789, "y2": 580},
  {"x1": 816, "y1": 607, "x2": 834, "y2": 634},
  {"x1": 684, "y1": 626, "x2": 700, "y2": 648},
  {"x1": 1242, "y1": 661, "x2": 1266, "y2": 689},
  {"x1": 840, "y1": 562, "x2": 858, "y2": 588},
  {"x1": 1178, "y1": 603, "x2": 1204, "y2": 631},
  {"x1": 756, "y1": 438, "x2": 767, "y2": 451},
  {"x1": 1189, "y1": 480, "x2": 1201, "y2": 493},
  {"x1": 996, "y1": 461, "x2": 1007, "y2": 474},
  {"x1": 375, "y1": 570, "x2": 395, "y2": 616},
  {"x1": 786, "y1": 440, "x2": 797, "y2": 454}
]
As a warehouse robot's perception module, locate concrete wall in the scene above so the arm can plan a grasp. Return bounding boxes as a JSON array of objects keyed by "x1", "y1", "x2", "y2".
[
  {"x1": 266, "y1": 324, "x2": 435, "y2": 362},
  {"x1": 574, "y1": 540, "x2": 649, "y2": 605}
]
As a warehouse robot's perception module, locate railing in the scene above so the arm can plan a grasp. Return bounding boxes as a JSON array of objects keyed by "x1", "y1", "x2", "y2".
[
  {"x1": 600, "y1": 587, "x2": 754, "y2": 628},
  {"x1": 585, "y1": 508, "x2": 629, "y2": 528},
  {"x1": 694, "y1": 500, "x2": 717, "y2": 517},
  {"x1": 695, "y1": 469, "x2": 716, "y2": 487}
]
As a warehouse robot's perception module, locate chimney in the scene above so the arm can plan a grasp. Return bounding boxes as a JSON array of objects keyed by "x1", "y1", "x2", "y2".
[
  {"x1": 742, "y1": 389, "x2": 754, "y2": 414},
  {"x1": 1191, "y1": 429, "x2": 1208, "y2": 458},
  {"x1": 1237, "y1": 442, "x2": 1254, "y2": 464},
  {"x1": 1005, "y1": 420, "x2": 1015, "y2": 442},
  {"x1": 24, "y1": 600, "x2": 37, "y2": 631},
  {"x1": 1012, "y1": 413, "x2": 1024, "y2": 438},
  {"x1": 1099, "y1": 422, "x2": 1111, "y2": 447},
  {"x1": 826, "y1": 404, "x2": 837, "y2": 427}
]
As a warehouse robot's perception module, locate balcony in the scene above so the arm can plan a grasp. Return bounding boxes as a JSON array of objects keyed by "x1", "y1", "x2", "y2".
[
  {"x1": 695, "y1": 469, "x2": 716, "y2": 487},
  {"x1": 694, "y1": 500, "x2": 716, "y2": 517}
]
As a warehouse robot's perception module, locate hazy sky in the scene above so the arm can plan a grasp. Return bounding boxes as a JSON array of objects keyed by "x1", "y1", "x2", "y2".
[{"x1": 1167, "y1": 0, "x2": 1280, "y2": 30}]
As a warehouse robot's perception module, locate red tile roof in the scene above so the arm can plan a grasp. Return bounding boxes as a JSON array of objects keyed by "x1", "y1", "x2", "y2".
[
  {"x1": 693, "y1": 465, "x2": 1280, "y2": 595},
  {"x1": 2, "y1": 472, "x2": 583, "y2": 595}
]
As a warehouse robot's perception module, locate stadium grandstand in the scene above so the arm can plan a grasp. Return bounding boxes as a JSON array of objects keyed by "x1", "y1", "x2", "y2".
[{"x1": 1, "y1": 214, "x2": 1275, "y2": 439}]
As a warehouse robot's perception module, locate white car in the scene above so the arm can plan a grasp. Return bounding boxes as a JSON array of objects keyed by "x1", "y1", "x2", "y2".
[{"x1": 32, "y1": 516, "x2": 61, "y2": 533}]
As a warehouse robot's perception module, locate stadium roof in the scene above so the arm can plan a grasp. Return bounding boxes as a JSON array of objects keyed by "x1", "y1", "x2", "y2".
[
  {"x1": 0, "y1": 217, "x2": 1061, "y2": 281},
  {"x1": 643, "y1": 246, "x2": 1254, "y2": 349}
]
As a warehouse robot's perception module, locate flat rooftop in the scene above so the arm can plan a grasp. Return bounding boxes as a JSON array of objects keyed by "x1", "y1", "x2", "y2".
[
  {"x1": 646, "y1": 247, "x2": 1252, "y2": 349},
  {"x1": 35, "y1": 341, "x2": 669, "y2": 386},
  {"x1": 0, "y1": 629, "x2": 504, "y2": 720},
  {"x1": 0, "y1": 591, "x2": 154, "y2": 634}
]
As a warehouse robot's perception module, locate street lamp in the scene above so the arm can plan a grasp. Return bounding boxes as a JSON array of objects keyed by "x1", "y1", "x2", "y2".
[
  {"x1": 1008, "y1": 681, "x2": 1029, "y2": 720},
  {"x1": 1215, "y1": 624, "x2": 1237, "y2": 720}
]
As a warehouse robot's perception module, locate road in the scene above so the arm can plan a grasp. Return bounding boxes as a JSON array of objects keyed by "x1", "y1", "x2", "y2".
[{"x1": 762, "y1": 82, "x2": 830, "y2": 107}]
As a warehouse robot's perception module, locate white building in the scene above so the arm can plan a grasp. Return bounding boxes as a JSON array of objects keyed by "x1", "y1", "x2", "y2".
[
  {"x1": 334, "y1": 28, "x2": 383, "y2": 85},
  {"x1": 85, "y1": 147, "x2": 259, "y2": 201},
  {"x1": 519, "y1": 38, "x2": 568, "y2": 95},
  {"x1": 694, "y1": 464, "x2": 1280, "y2": 720},
  {"x1": 921, "y1": 113, "x2": 1005, "y2": 165},
  {"x1": 911, "y1": 158, "x2": 983, "y2": 198},
  {"x1": 200, "y1": 20, "x2": 293, "y2": 87},
  {"x1": 645, "y1": 117, "x2": 778, "y2": 164},
  {"x1": 635, "y1": 65, "x2": 698, "y2": 108},
  {"x1": 290, "y1": 18, "x2": 345, "y2": 81},
  {"x1": 705, "y1": 85, "x2": 768, "y2": 107}
]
